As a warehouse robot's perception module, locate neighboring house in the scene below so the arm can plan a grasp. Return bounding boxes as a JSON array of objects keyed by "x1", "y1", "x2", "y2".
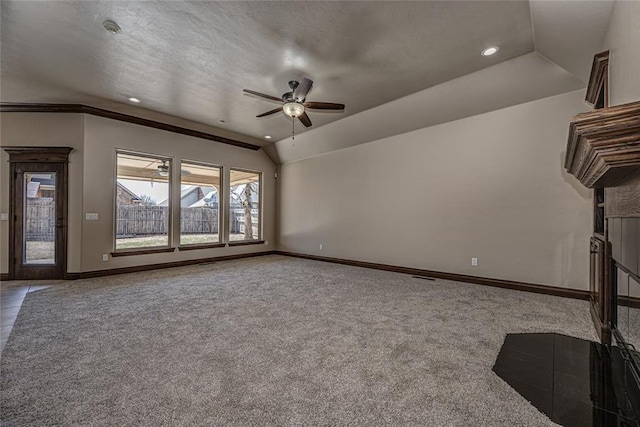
[
  {"x1": 116, "y1": 182, "x2": 142, "y2": 205},
  {"x1": 159, "y1": 186, "x2": 214, "y2": 207},
  {"x1": 230, "y1": 183, "x2": 258, "y2": 208},
  {"x1": 27, "y1": 174, "x2": 55, "y2": 199},
  {"x1": 188, "y1": 189, "x2": 218, "y2": 208}
]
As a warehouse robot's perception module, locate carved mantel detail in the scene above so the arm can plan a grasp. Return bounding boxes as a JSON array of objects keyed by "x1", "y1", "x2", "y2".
[{"x1": 565, "y1": 100, "x2": 640, "y2": 188}]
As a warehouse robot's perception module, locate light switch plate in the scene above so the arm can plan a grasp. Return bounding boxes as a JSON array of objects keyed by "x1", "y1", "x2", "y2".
[
  {"x1": 0, "y1": 213, "x2": 8, "y2": 221},
  {"x1": 85, "y1": 213, "x2": 99, "y2": 221}
]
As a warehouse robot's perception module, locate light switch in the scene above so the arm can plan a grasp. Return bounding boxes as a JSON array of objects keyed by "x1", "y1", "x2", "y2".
[
  {"x1": 0, "y1": 213, "x2": 8, "y2": 221},
  {"x1": 85, "y1": 213, "x2": 99, "y2": 221}
]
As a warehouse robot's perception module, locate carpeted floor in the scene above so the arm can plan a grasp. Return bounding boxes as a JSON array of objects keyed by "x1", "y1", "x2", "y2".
[{"x1": 1, "y1": 255, "x2": 595, "y2": 426}]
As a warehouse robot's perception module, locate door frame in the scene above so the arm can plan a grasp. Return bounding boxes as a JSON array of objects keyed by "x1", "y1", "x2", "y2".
[{"x1": 4, "y1": 147, "x2": 73, "y2": 280}]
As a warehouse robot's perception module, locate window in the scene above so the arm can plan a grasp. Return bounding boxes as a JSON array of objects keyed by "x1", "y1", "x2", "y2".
[
  {"x1": 179, "y1": 161, "x2": 222, "y2": 246},
  {"x1": 229, "y1": 169, "x2": 261, "y2": 241},
  {"x1": 115, "y1": 152, "x2": 171, "y2": 250}
]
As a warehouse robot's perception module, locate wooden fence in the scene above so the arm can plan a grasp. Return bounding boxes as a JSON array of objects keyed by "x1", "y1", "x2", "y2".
[
  {"x1": 25, "y1": 199, "x2": 55, "y2": 241},
  {"x1": 117, "y1": 205, "x2": 170, "y2": 237},
  {"x1": 24, "y1": 202, "x2": 257, "y2": 239},
  {"x1": 180, "y1": 206, "x2": 219, "y2": 234},
  {"x1": 116, "y1": 204, "x2": 256, "y2": 237}
]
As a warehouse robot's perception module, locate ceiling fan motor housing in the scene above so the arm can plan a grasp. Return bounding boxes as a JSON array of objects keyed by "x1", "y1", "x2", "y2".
[
  {"x1": 288, "y1": 80, "x2": 299, "y2": 91},
  {"x1": 282, "y1": 91, "x2": 295, "y2": 102}
]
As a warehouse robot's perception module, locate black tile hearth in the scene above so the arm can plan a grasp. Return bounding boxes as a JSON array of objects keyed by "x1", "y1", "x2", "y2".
[{"x1": 493, "y1": 333, "x2": 640, "y2": 427}]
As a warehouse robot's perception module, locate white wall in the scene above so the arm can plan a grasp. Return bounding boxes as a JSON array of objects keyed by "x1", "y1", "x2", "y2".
[
  {"x1": 602, "y1": 0, "x2": 640, "y2": 107},
  {"x1": 279, "y1": 90, "x2": 592, "y2": 290}
]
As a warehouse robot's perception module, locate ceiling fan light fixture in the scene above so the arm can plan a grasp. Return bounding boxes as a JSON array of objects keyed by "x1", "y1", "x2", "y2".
[
  {"x1": 157, "y1": 161, "x2": 169, "y2": 177},
  {"x1": 283, "y1": 102, "x2": 305, "y2": 118}
]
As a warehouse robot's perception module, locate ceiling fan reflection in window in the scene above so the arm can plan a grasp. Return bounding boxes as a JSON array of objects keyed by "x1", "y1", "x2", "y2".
[
  {"x1": 243, "y1": 78, "x2": 345, "y2": 137},
  {"x1": 156, "y1": 161, "x2": 191, "y2": 177}
]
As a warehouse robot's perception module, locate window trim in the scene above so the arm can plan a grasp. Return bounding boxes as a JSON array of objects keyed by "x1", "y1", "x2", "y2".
[
  {"x1": 113, "y1": 149, "x2": 173, "y2": 253},
  {"x1": 178, "y1": 159, "x2": 224, "y2": 247},
  {"x1": 178, "y1": 243, "x2": 227, "y2": 251},
  {"x1": 228, "y1": 167, "x2": 263, "y2": 243}
]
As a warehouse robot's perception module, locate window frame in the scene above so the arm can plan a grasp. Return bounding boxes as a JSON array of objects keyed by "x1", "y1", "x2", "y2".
[
  {"x1": 177, "y1": 159, "x2": 225, "y2": 250},
  {"x1": 113, "y1": 149, "x2": 173, "y2": 254},
  {"x1": 228, "y1": 167, "x2": 263, "y2": 245}
]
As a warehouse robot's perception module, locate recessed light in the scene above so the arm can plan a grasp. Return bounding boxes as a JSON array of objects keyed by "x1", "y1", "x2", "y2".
[
  {"x1": 264, "y1": 135, "x2": 272, "y2": 140},
  {"x1": 218, "y1": 120, "x2": 226, "y2": 124},
  {"x1": 103, "y1": 20, "x2": 121, "y2": 35},
  {"x1": 128, "y1": 97, "x2": 141, "y2": 103},
  {"x1": 481, "y1": 46, "x2": 499, "y2": 57}
]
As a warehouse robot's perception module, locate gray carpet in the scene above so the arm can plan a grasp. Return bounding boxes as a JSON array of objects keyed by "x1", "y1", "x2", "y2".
[{"x1": 1, "y1": 255, "x2": 595, "y2": 426}]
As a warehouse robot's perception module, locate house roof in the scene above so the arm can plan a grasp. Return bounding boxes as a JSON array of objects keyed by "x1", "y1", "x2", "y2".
[
  {"x1": 158, "y1": 186, "x2": 214, "y2": 206},
  {"x1": 116, "y1": 182, "x2": 141, "y2": 201}
]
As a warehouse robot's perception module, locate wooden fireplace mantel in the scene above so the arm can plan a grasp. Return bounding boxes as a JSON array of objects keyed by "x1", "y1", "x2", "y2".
[{"x1": 565, "y1": 100, "x2": 640, "y2": 188}]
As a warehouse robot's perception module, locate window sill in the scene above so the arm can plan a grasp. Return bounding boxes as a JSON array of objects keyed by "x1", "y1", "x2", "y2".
[
  {"x1": 111, "y1": 247, "x2": 176, "y2": 257},
  {"x1": 227, "y1": 240, "x2": 265, "y2": 247},
  {"x1": 178, "y1": 243, "x2": 226, "y2": 251}
]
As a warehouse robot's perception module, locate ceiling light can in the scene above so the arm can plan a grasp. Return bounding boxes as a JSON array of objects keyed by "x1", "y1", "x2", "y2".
[
  {"x1": 103, "y1": 20, "x2": 122, "y2": 35},
  {"x1": 264, "y1": 135, "x2": 272, "y2": 140},
  {"x1": 128, "y1": 97, "x2": 141, "y2": 103},
  {"x1": 482, "y1": 46, "x2": 499, "y2": 57}
]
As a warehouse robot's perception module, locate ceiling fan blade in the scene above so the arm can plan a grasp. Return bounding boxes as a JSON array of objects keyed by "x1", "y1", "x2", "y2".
[
  {"x1": 298, "y1": 112, "x2": 312, "y2": 127},
  {"x1": 256, "y1": 107, "x2": 282, "y2": 118},
  {"x1": 304, "y1": 101, "x2": 345, "y2": 110},
  {"x1": 243, "y1": 89, "x2": 282, "y2": 103},
  {"x1": 293, "y1": 78, "x2": 313, "y2": 102}
]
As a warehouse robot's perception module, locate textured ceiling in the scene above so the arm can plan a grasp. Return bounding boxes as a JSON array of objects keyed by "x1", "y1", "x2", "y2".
[{"x1": 1, "y1": 1, "x2": 535, "y2": 143}]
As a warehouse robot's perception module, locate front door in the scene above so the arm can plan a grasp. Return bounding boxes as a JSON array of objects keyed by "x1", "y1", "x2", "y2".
[{"x1": 6, "y1": 147, "x2": 71, "y2": 280}]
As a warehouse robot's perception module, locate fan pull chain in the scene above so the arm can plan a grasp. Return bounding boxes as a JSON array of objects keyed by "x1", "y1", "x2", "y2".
[{"x1": 292, "y1": 117, "x2": 295, "y2": 140}]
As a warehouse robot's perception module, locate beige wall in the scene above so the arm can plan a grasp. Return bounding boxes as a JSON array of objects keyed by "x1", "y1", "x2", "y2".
[
  {"x1": 603, "y1": 0, "x2": 640, "y2": 107},
  {"x1": 0, "y1": 113, "x2": 85, "y2": 273},
  {"x1": 81, "y1": 115, "x2": 275, "y2": 272},
  {"x1": 279, "y1": 90, "x2": 592, "y2": 290},
  {"x1": 0, "y1": 112, "x2": 276, "y2": 275}
]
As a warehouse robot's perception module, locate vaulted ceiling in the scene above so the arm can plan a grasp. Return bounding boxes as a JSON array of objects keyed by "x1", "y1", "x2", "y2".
[{"x1": 1, "y1": 1, "x2": 615, "y2": 162}]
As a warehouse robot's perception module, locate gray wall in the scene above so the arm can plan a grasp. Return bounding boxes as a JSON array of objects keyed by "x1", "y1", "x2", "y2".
[{"x1": 279, "y1": 90, "x2": 593, "y2": 289}]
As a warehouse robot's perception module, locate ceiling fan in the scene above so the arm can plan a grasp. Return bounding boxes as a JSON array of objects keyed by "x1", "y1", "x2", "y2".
[{"x1": 243, "y1": 78, "x2": 345, "y2": 129}]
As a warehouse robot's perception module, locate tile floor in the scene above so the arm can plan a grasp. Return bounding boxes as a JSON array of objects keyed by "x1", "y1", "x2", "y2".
[
  {"x1": 0, "y1": 281, "x2": 58, "y2": 355},
  {"x1": 493, "y1": 333, "x2": 640, "y2": 426}
]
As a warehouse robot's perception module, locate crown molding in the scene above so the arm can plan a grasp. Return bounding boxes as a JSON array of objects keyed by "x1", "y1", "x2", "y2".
[
  {"x1": 0, "y1": 103, "x2": 261, "y2": 151},
  {"x1": 585, "y1": 50, "x2": 609, "y2": 107}
]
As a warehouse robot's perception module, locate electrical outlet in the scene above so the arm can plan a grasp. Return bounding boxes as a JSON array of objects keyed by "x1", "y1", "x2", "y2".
[
  {"x1": 0, "y1": 213, "x2": 8, "y2": 221},
  {"x1": 265, "y1": 240, "x2": 269, "y2": 246},
  {"x1": 471, "y1": 257, "x2": 478, "y2": 266},
  {"x1": 319, "y1": 244, "x2": 323, "y2": 250},
  {"x1": 102, "y1": 254, "x2": 109, "y2": 262},
  {"x1": 85, "y1": 213, "x2": 99, "y2": 221}
]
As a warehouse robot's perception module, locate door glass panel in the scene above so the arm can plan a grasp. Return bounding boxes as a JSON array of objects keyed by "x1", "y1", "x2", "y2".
[{"x1": 23, "y1": 172, "x2": 56, "y2": 264}]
